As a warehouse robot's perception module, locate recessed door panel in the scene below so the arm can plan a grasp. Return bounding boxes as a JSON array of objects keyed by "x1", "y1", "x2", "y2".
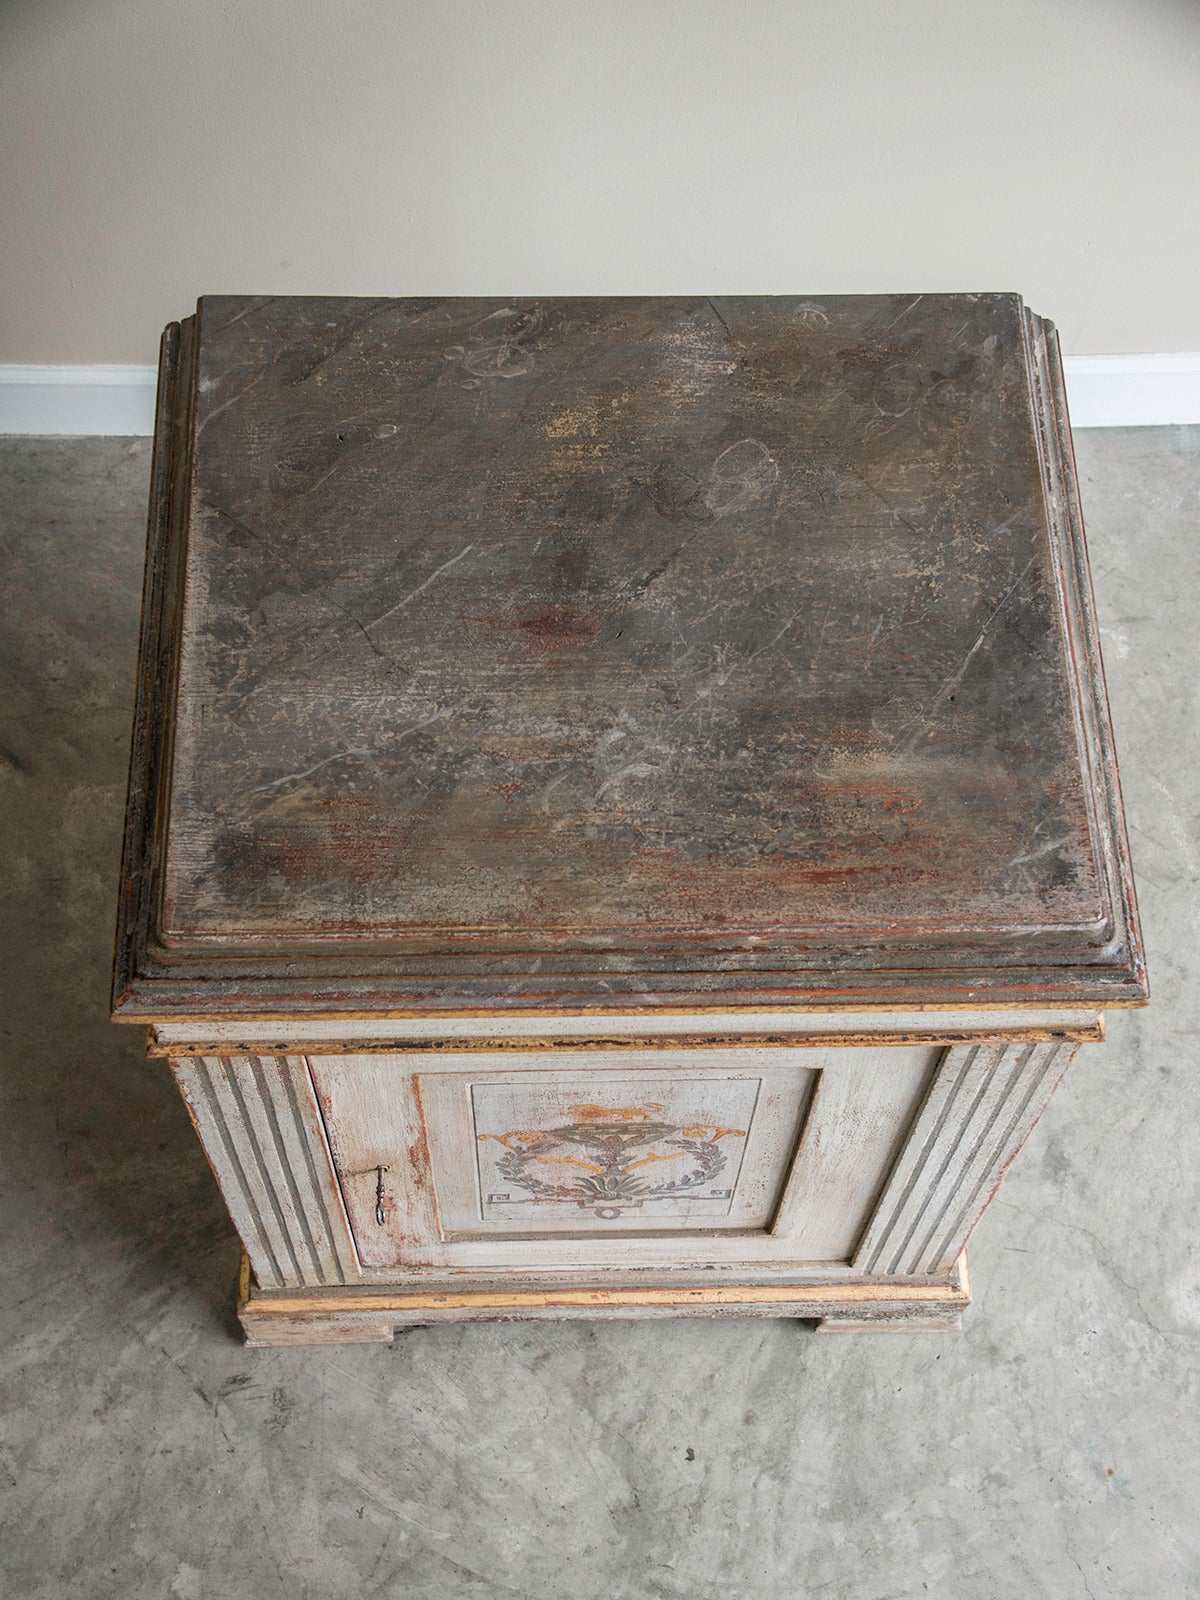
[{"x1": 418, "y1": 1067, "x2": 815, "y2": 1235}]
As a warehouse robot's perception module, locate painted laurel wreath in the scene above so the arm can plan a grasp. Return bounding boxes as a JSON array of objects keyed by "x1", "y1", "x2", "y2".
[{"x1": 493, "y1": 1135, "x2": 729, "y2": 1218}]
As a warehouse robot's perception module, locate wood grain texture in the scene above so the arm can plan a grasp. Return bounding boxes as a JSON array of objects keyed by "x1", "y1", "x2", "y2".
[
  {"x1": 854, "y1": 1039, "x2": 1077, "y2": 1276},
  {"x1": 170, "y1": 1054, "x2": 359, "y2": 1288},
  {"x1": 148, "y1": 1016, "x2": 1105, "y2": 1055},
  {"x1": 236, "y1": 1249, "x2": 972, "y2": 1345},
  {"x1": 165, "y1": 295, "x2": 1095, "y2": 945},
  {"x1": 112, "y1": 293, "x2": 1146, "y2": 1020}
]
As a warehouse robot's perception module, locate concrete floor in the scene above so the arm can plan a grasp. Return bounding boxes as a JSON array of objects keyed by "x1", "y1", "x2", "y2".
[{"x1": 0, "y1": 429, "x2": 1196, "y2": 1599}]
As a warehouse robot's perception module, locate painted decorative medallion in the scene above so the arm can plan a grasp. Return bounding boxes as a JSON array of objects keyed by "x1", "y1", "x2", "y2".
[{"x1": 472, "y1": 1077, "x2": 760, "y2": 1223}]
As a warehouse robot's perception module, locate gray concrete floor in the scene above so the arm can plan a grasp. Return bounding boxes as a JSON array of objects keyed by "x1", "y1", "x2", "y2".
[{"x1": 0, "y1": 430, "x2": 1197, "y2": 1600}]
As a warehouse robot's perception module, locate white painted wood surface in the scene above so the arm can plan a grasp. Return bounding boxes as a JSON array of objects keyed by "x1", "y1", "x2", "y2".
[
  {"x1": 153, "y1": 1005, "x2": 1102, "y2": 1048},
  {"x1": 170, "y1": 1034, "x2": 1085, "y2": 1342},
  {"x1": 308, "y1": 1045, "x2": 937, "y2": 1271}
]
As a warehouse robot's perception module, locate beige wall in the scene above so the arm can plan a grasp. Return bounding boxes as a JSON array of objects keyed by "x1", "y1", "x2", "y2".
[{"x1": 2, "y1": 0, "x2": 1198, "y2": 365}]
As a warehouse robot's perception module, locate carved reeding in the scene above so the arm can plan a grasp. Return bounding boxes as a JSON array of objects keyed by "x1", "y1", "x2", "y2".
[
  {"x1": 177, "y1": 1055, "x2": 285, "y2": 1287},
  {"x1": 243, "y1": 1056, "x2": 329, "y2": 1285},
  {"x1": 917, "y1": 1043, "x2": 1066, "y2": 1272},
  {"x1": 280, "y1": 1060, "x2": 358, "y2": 1283},
  {"x1": 854, "y1": 1039, "x2": 1077, "y2": 1276},
  {"x1": 222, "y1": 1058, "x2": 307, "y2": 1284},
  {"x1": 171, "y1": 1054, "x2": 357, "y2": 1289},
  {"x1": 855, "y1": 1043, "x2": 988, "y2": 1275}
]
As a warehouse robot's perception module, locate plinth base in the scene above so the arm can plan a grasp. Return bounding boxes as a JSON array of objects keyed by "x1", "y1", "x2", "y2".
[{"x1": 235, "y1": 1253, "x2": 971, "y2": 1346}]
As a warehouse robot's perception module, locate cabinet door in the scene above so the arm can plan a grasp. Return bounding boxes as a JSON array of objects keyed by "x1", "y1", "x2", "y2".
[
  {"x1": 308, "y1": 1045, "x2": 937, "y2": 1272},
  {"x1": 422, "y1": 1066, "x2": 808, "y2": 1233}
]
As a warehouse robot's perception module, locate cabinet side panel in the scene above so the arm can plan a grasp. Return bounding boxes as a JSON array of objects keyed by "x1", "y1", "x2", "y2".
[
  {"x1": 854, "y1": 1040, "x2": 1077, "y2": 1275},
  {"x1": 170, "y1": 1055, "x2": 358, "y2": 1288},
  {"x1": 171, "y1": 1055, "x2": 287, "y2": 1287}
]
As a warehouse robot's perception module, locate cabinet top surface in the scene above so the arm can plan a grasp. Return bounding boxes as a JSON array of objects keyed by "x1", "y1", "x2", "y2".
[{"x1": 114, "y1": 294, "x2": 1145, "y2": 1016}]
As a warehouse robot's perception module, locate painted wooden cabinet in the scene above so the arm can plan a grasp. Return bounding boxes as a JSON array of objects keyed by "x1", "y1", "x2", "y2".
[{"x1": 114, "y1": 295, "x2": 1146, "y2": 1343}]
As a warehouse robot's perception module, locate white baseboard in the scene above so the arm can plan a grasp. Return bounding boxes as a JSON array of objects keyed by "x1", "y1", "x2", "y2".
[
  {"x1": 1, "y1": 354, "x2": 1199, "y2": 435},
  {"x1": 1062, "y1": 353, "x2": 1200, "y2": 428},
  {"x1": 0, "y1": 365, "x2": 158, "y2": 436}
]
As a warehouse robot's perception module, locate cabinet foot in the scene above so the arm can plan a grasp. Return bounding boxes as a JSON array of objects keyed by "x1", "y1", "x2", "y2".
[
  {"x1": 814, "y1": 1312, "x2": 963, "y2": 1333},
  {"x1": 242, "y1": 1315, "x2": 401, "y2": 1347}
]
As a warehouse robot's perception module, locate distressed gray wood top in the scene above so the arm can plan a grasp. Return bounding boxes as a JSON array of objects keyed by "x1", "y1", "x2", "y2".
[{"x1": 113, "y1": 294, "x2": 1146, "y2": 1015}]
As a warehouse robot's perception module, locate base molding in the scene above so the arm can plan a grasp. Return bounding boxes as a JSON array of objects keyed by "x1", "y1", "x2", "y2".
[{"x1": 236, "y1": 1252, "x2": 971, "y2": 1346}]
